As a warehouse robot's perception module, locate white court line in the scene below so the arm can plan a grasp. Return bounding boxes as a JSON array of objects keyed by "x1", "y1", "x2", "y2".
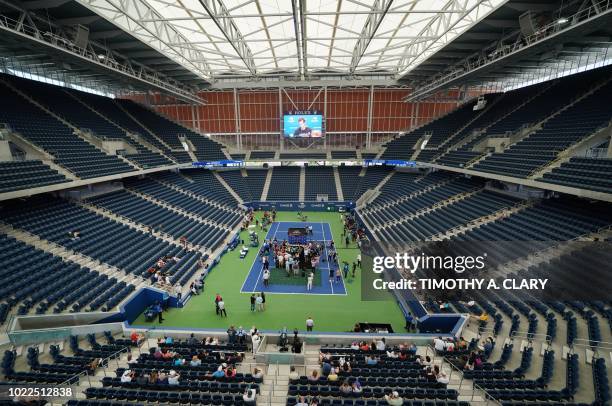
[
  {"x1": 239, "y1": 221, "x2": 276, "y2": 294},
  {"x1": 240, "y1": 221, "x2": 348, "y2": 296},
  {"x1": 252, "y1": 221, "x2": 280, "y2": 293},
  {"x1": 326, "y1": 222, "x2": 348, "y2": 295},
  {"x1": 321, "y1": 223, "x2": 334, "y2": 295}
]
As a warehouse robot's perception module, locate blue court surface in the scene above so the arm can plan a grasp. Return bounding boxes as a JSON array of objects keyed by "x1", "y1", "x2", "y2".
[{"x1": 240, "y1": 222, "x2": 347, "y2": 295}]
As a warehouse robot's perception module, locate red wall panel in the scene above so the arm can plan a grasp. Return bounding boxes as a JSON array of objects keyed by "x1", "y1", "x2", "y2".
[{"x1": 132, "y1": 88, "x2": 461, "y2": 135}]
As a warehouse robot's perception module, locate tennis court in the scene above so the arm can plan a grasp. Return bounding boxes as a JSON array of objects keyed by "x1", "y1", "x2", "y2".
[{"x1": 240, "y1": 221, "x2": 347, "y2": 295}]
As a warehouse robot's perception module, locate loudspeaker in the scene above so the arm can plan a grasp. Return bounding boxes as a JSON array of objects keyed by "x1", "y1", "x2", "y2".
[
  {"x1": 73, "y1": 25, "x2": 90, "y2": 49},
  {"x1": 519, "y1": 11, "x2": 537, "y2": 37}
]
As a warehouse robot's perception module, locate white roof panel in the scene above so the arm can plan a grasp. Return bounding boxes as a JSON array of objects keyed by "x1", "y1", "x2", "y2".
[{"x1": 85, "y1": 0, "x2": 509, "y2": 80}]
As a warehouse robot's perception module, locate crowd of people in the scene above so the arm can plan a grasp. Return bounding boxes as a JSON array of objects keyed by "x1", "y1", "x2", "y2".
[
  {"x1": 289, "y1": 338, "x2": 449, "y2": 406},
  {"x1": 291, "y1": 340, "x2": 451, "y2": 405},
  {"x1": 117, "y1": 336, "x2": 257, "y2": 390},
  {"x1": 340, "y1": 213, "x2": 367, "y2": 248}
]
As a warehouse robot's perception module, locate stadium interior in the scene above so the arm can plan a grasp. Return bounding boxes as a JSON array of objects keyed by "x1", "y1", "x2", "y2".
[{"x1": 0, "y1": 0, "x2": 611, "y2": 405}]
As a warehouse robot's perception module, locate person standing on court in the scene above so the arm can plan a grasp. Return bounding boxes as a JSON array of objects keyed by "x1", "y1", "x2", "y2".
[
  {"x1": 155, "y1": 301, "x2": 164, "y2": 324},
  {"x1": 255, "y1": 294, "x2": 263, "y2": 311},
  {"x1": 262, "y1": 255, "x2": 269, "y2": 270},
  {"x1": 218, "y1": 299, "x2": 227, "y2": 317},
  {"x1": 260, "y1": 291, "x2": 266, "y2": 310},
  {"x1": 263, "y1": 269, "x2": 270, "y2": 287},
  {"x1": 250, "y1": 294, "x2": 256, "y2": 311},
  {"x1": 307, "y1": 271, "x2": 314, "y2": 291},
  {"x1": 306, "y1": 316, "x2": 314, "y2": 332},
  {"x1": 214, "y1": 293, "x2": 222, "y2": 315}
]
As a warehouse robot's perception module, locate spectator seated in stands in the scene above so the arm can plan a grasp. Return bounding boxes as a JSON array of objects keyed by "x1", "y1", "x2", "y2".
[
  {"x1": 172, "y1": 355, "x2": 185, "y2": 366},
  {"x1": 339, "y1": 380, "x2": 352, "y2": 394},
  {"x1": 479, "y1": 336, "x2": 495, "y2": 354},
  {"x1": 129, "y1": 331, "x2": 144, "y2": 346},
  {"x1": 434, "y1": 365, "x2": 450, "y2": 384},
  {"x1": 384, "y1": 390, "x2": 404, "y2": 405},
  {"x1": 167, "y1": 370, "x2": 180, "y2": 385},
  {"x1": 433, "y1": 336, "x2": 455, "y2": 353},
  {"x1": 417, "y1": 355, "x2": 432, "y2": 368},
  {"x1": 86, "y1": 358, "x2": 102, "y2": 375},
  {"x1": 307, "y1": 370, "x2": 319, "y2": 382},
  {"x1": 288, "y1": 366, "x2": 299, "y2": 381},
  {"x1": 243, "y1": 387, "x2": 256, "y2": 405},
  {"x1": 321, "y1": 359, "x2": 332, "y2": 377},
  {"x1": 252, "y1": 367, "x2": 263, "y2": 380},
  {"x1": 120, "y1": 369, "x2": 134, "y2": 383},
  {"x1": 211, "y1": 366, "x2": 225, "y2": 378}
]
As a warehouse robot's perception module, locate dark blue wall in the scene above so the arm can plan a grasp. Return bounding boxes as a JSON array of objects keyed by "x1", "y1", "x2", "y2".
[{"x1": 121, "y1": 288, "x2": 169, "y2": 324}]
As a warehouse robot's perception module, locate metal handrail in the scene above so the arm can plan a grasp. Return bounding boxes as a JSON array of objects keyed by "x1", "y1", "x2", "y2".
[
  {"x1": 509, "y1": 331, "x2": 552, "y2": 343},
  {"x1": 409, "y1": 0, "x2": 612, "y2": 101},
  {"x1": 427, "y1": 345, "x2": 502, "y2": 405}
]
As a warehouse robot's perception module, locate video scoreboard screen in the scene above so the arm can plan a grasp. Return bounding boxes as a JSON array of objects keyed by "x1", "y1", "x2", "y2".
[{"x1": 283, "y1": 110, "x2": 324, "y2": 138}]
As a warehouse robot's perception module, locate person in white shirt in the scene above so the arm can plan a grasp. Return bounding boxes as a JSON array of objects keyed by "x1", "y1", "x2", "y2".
[
  {"x1": 120, "y1": 370, "x2": 133, "y2": 383},
  {"x1": 306, "y1": 317, "x2": 314, "y2": 332},
  {"x1": 167, "y1": 370, "x2": 180, "y2": 385},
  {"x1": 242, "y1": 388, "x2": 256, "y2": 404},
  {"x1": 218, "y1": 300, "x2": 227, "y2": 317},
  {"x1": 307, "y1": 272, "x2": 314, "y2": 291},
  {"x1": 263, "y1": 269, "x2": 270, "y2": 287},
  {"x1": 386, "y1": 350, "x2": 399, "y2": 358},
  {"x1": 174, "y1": 284, "x2": 182, "y2": 300},
  {"x1": 295, "y1": 396, "x2": 308, "y2": 406},
  {"x1": 376, "y1": 338, "x2": 386, "y2": 351},
  {"x1": 251, "y1": 333, "x2": 261, "y2": 353},
  {"x1": 434, "y1": 337, "x2": 446, "y2": 352},
  {"x1": 288, "y1": 366, "x2": 299, "y2": 381}
]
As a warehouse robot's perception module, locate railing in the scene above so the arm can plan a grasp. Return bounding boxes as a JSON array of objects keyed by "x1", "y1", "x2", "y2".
[
  {"x1": 425, "y1": 345, "x2": 502, "y2": 405},
  {"x1": 571, "y1": 338, "x2": 612, "y2": 354},
  {"x1": 408, "y1": 0, "x2": 612, "y2": 101},
  {"x1": 585, "y1": 147, "x2": 609, "y2": 158},
  {"x1": 0, "y1": 14, "x2": 200, "y2": 103},
  {"x1": 509, "y1": 330, "x2": 552, "y2": 344},
  {"x1": 50, "y1": 345, "x2": 130, "y2": 402}
]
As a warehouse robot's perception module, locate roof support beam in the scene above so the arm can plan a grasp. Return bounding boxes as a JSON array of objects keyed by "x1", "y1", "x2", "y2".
[
  {"x1": 75, "y1": 0, "x2": 214, "y2": 81},
  {"x1": 21, "y1": 0, "x2": 71, "y2": 9},
  {"x1": 198, "y1": 0, "x2": 257, "y2": 75},
  {"x1": 291, "y1": 0, "x2": 306, "y2": 78},
  {"x1": 397, "y1": 0, "x2": 506, "y2": 76},
  {"x1": 350, "y1": 0, "x2": 394, "y2": 73},
  {"x1": 88, "y1": 29, "x2": 124, "y2": 39}
]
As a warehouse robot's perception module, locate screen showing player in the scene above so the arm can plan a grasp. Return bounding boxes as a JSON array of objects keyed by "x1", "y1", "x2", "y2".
[{"x1": 283, "y1": 114, "x2": 323, "y2": 138}]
